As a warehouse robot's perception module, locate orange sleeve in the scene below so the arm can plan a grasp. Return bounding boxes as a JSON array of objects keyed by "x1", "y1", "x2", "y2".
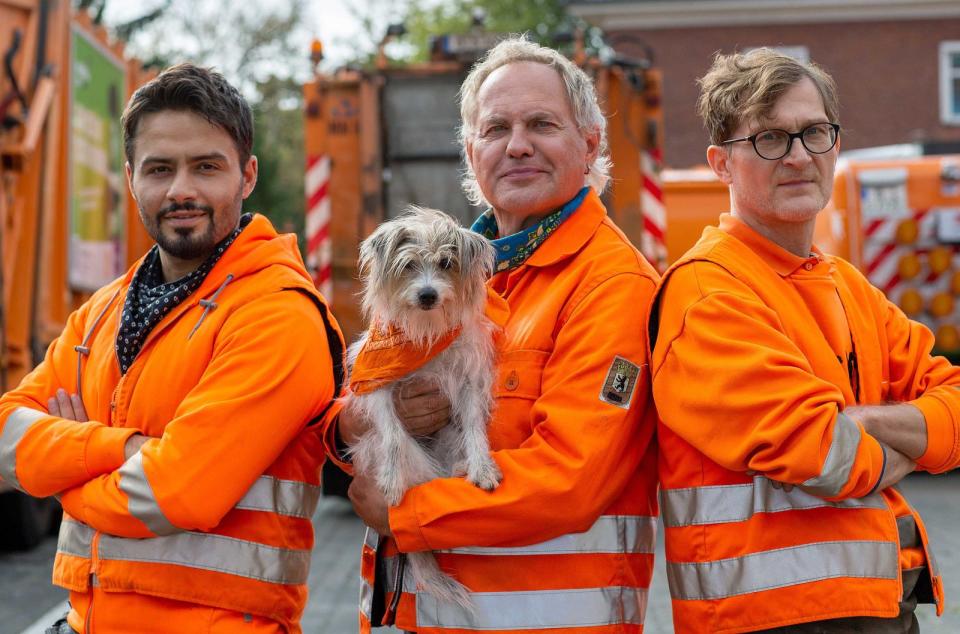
[
  {"x1": 651, "y1": 262, "x2": 884, "y2": 500},
  {"x1": 390, "y1": 272, "x2": 656, "y2": 553},
  {"x1": 319, "y1": 399, "x2": 354, "y2": 474},
  {"x1": 0, "y1": 297, "x2": 137, "y2": 498},
  {"x1": 873, "y1": 286, "x2": 960, "y2": 473},
  {"x1": 59, "y1": 290, "x2": 335, "y2": 537}
]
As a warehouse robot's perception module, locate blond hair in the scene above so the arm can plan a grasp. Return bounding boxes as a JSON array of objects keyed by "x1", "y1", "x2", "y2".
[
  {"x1": 697, "y1": 48, "x2": 839, "y2": 145},
  {"x1": 458, "y1": 36, "x2": 610, "y2": 206}
]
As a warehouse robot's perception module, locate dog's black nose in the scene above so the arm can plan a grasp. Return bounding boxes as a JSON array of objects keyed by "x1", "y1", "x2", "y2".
[{"x1": 417, "y1": 288, "x2": 438, "y2": 309}]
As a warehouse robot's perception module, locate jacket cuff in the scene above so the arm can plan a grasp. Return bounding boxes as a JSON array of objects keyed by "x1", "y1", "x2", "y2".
[
  {"x1": 321, "y1": 408, "x2": 355, "y2": 474},
  {"x1": 846, "y1": 428, "x2": 886, "y2": 499},
  {"x1": 389, "y1": 490, "x2": 431, "y2": 553},
  {"x1": 912, "y1": 393, "x2": 959, "y2": 472},
  {"x1": 58, "y1": 486, "x2": 86, "y2": 524},
  {"x1": 84, "y1": 426, "x2": 140, "y2": 478}
]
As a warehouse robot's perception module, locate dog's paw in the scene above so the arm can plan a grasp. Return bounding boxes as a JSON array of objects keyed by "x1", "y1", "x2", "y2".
[{"x1": 467, "y1": 460, "x2": 502, "y2": 491}]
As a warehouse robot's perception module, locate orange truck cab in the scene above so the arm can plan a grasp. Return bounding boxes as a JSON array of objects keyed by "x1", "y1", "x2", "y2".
[{"x1": 0, "y1": 0, "x2": 152, "y2": 549}]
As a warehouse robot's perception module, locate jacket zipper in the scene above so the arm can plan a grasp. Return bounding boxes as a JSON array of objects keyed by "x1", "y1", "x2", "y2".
[
  {"x1": 385, "y1": 553, "x2": 406, "y2": 624},
  {"x1": 85, "y1": 531, "x2": 101, "y2": 633},
  {"x1": 833, "y1": 289, "x2": 862, "y2": 404},
  {"x1": 847, "y1": 344, "x2": 861, "y2": 403},
  {"x1": 90, "y1": 274, "x2": 230, "y2": 630},
  {"x1": 109, "y1": 382, "x2": 120, "y2": 425}
]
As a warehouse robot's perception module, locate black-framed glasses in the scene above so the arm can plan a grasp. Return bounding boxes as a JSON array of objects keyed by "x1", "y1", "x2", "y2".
[{"x1": 721, "y1": 122, "x2": 840, "y2": 160}]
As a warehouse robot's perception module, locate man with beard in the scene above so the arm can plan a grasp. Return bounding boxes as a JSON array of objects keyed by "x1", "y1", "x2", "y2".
[
  {"x1": 0, "y1": 64, "x2": 344, "y2": 633},
  {"x1": 650, "y1": 48, "x2": 960, "y2": 633}
]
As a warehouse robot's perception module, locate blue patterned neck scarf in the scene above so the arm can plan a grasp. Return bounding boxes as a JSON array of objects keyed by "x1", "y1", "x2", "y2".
[{"x1": 471, "y1": 187, "x2": 589, "y2": 273}]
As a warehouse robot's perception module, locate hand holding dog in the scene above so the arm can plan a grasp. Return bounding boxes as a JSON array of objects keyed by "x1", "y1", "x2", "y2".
[
  {"x1": 393, "y1": 377, "x2": 452, "y2": 437},
  {"x1": 339, "y1": 376, "x2": 451, "y2": 444},
  {"x1": 348, "y1": 471, "x2": 392, "y2": 536}
]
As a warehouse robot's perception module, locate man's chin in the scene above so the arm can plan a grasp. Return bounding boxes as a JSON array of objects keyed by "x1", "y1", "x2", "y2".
[
  {"x1": 158, "y1": 232, "x2": 215, "y2": 261},
  {"x1": 491, "y1": 189, "x2": 564, "y2": 219},
  {"x1": 774, "y1": 194, "x2": 827, "y2": 219}
]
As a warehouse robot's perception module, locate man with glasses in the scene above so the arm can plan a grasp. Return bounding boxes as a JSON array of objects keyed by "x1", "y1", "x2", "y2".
[{"x1": 648, "y1": 48, "x2": 960, "y2": 633}]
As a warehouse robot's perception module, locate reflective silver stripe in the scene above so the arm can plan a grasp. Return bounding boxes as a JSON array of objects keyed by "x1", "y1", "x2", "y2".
[
  {"x1": 416, "y1": 586, "x2": 647, "y2": 629},
  {"x1": 117, "y1": 452, "x2": 178, "y2": 536},
  {"x1": 360, "y1": 577, "x2": 374, "y2": 618},
  {"x1": 802, "y1": 412, "x2": 861, "y2": 497},
  {"x1": 443, "y1": 514, "x2": 656, "y2": 556},
  {"x1": 98, "y1": 530, "x2": 311, "y2": 585},
  {"x1": 363, "y1": 527, "x2": 379, "y2": 550},
  {"x1": 668, "y1": 540, "x2": 898, "y2": 601},
  {"x1": 234, "y1": 475, "x2": 321, "y2": 519},
  {"x1": 57, "y1": 519, "x2": 94, "y2": 558},
  {"x1": 361, "y1": 528, "x2": 378, "y2": 618},
  {"x1": 383, "y1": 554, "x2": 418, "y2": 593},
  {"x1": 661, "y1": 477, "x2": 886, "y2": 528},
  {"x1": 383, "y1": 556, "x2": 649, "y2": 629},
  {"x1": 929, "y1": 545, "x2": 941, "y2": 580},
  {"x1": 897, "y1": 514, "x2": 919, "y2": 549},
  {"x1": 0, "y1": 407, "x2": 48, "y2": 490}
]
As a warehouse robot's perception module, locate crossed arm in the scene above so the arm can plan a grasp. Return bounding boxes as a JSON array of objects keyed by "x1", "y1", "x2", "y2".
[
  {"x1": 652, "y1": 266, "x2": 960, "y2": 500},
  {"x1": 1, "y1": 292, "x2": 336, "y2": 538},
  {"x1": 845, "y1": 404, "x2": 925, "y2": 491},
  {"x1": 45, "y1": 389, "x2": 148, "y2": 462}
]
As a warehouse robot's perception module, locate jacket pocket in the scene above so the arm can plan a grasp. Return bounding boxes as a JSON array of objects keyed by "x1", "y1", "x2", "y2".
[
  {"x1": 494, "y1": 349, "x2": 549, "y2": 400},
  {"x1": 490, "y1": 349, "x2": 550, "y2": 448}
]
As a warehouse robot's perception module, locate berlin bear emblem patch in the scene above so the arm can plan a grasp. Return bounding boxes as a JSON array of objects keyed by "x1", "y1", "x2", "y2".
[{"x1": 599, "y1": 356, "x2": 642, "y2": 409}]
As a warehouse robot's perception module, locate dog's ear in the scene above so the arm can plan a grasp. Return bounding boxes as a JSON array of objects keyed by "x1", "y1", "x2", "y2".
[
  {"x1": 359, "y1": 223, "x2": 408, "y2": 280},
  {"x1": 357, "y1": 229, "x2": 385, "y2": 281},
  {"x1": 457, "y1": 226, "x2": 496, "y2": 278}
]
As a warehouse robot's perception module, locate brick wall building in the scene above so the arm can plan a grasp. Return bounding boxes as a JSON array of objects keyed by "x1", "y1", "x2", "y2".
[{"x1": 569, "y1": 0, "x2": 960, "y2": 167}]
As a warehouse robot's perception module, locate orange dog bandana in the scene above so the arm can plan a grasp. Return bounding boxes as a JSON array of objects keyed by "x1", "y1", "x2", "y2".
[{"x1": 349, "y1": 288, "x2": 510, "y2": 395}]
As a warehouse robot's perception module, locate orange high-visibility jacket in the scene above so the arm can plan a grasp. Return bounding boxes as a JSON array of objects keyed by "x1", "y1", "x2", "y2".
[
  {"x1": 650, "y1": 214, "x2": 960, "y2": 633},
  {"x1": 0, "y1": 215, "x2": 345, "y2": 633},
  {"x1": 333, "y1": 189, "x2": 660, "y2": 634}
]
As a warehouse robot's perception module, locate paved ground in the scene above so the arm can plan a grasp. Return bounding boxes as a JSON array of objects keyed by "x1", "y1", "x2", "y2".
[{"x1": 3, "y1": 471, "x2": 959, "y2": 633}]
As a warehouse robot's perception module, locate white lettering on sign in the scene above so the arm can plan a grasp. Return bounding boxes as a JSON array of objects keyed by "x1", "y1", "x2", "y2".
[
  {"x1": 859, "y1": 168, "x2": 909, "y2": 220},
  {"x1": 936, "y1": 208, "x2": 960, "y2": 243}
]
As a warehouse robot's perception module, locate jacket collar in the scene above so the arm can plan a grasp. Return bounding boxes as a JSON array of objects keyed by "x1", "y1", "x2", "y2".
[
  {"x1": 522, "y1": 187, "x2": 607, "y2": 268},
  {"x1": 122, "y1": 213, "x2": 303, "y2": 292},
  {"x1": 718, "y1": 213, "x2": 822, "y2": 277}
]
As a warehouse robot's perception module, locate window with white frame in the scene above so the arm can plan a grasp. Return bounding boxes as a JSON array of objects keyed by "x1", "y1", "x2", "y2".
[{"x1": 941, "y1": 41, "x2": 960, "y2": 125}]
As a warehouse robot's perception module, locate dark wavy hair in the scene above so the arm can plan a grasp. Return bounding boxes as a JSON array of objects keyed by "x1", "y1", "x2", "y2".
[{"x1": 122, "y1": 63, "x2": 253, "y2": 172}]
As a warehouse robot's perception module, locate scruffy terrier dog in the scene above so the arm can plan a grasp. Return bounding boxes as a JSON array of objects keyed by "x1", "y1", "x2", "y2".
[{"x1": 345, "y1": 205, "x2": 502, "y2": 608}]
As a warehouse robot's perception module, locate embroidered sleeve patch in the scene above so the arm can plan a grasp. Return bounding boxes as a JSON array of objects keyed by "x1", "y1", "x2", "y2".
[{"x1": 599, "y1": 356, "x2": 642, "y2": 409}]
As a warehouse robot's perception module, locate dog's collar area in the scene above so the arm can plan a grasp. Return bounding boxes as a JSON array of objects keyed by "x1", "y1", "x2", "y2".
[{"x1": 348, "y1": 323, "x2": 463, "y2": 395}]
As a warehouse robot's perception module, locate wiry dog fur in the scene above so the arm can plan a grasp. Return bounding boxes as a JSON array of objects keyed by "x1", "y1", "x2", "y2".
[{"x1": 345, "y1": 206, "x2": 501, "y2": 609}]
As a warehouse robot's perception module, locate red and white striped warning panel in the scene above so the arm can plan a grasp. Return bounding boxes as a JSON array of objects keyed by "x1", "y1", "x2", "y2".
[
  {"x1": 858, "y1": 166, "x2": 959, "y2": 341},
  {"x1": 640, "y1": 147, "x2": 667, "y2": 272},
  {"x1": 305, "y1": 153, "x2": 332, "y2": 300}
]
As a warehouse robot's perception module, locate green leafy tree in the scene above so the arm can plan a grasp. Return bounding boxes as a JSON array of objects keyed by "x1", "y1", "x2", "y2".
[
  {"x1": 332, "y1": 0, "x2": 586, "y2": 68},
  {"x1": 92, "y1": 0, "x2": 311, "y2": 246},
  {"x1": 245, "y1": 75, "x2": 306, "y2": 242},
  {"x1": 337, "y1": 0, "x2": 410, "y2": 68},
  {"x1": 402, "y1": 0, "x2": 574, "y2": 62}
]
